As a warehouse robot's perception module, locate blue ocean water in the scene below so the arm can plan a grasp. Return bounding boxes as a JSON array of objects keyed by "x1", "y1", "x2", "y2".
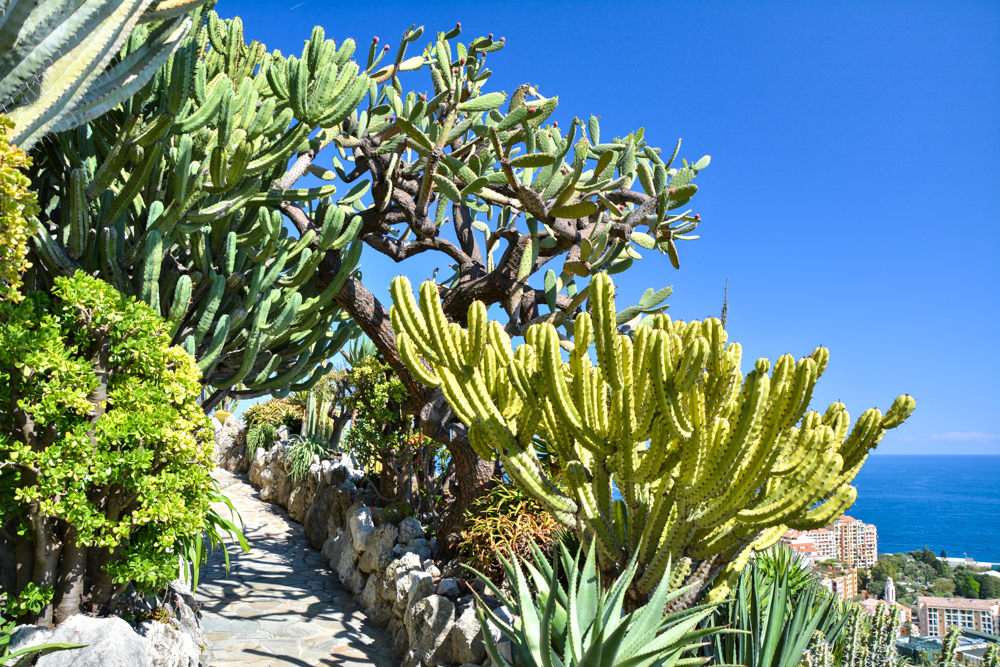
[{"x1": 850, "y1": 455, "x2": 1000, "y2": 562}]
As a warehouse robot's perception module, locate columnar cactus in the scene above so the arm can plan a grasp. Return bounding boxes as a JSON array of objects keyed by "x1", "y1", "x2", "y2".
[
  {"x1": 27, "y1": 10, "x2": 371, "y2": 407},
  {"x1": 0, "y1": 0, "x2": 213, "y2": 149},
  {"x1": 390, "y1": 272, "x2": 915, "y2": 598}
]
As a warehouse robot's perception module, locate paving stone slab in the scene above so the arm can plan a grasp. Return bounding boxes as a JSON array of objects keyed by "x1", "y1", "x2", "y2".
[{"x1": 197, "y1": 468, "x2": 396, "y2": 666}]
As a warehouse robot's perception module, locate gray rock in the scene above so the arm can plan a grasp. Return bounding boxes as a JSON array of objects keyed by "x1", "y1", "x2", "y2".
[
  {"x1": 326, "y1": 482, "x2": 355, "y2": 533},
  {"x1": 161, "y1": 580, "x2": 207, "y2": 666},
  {"x1": 406, "y1": 570, "x2": 435, "y2": 609},
  {"x1": 212, "y1": 416, "x2": 247, "y2": 473},
  {"x1": 348, "y1": 505, "x2": 375, "y2": 554},
  {"x1": 394, "y1": 536, "x2": 432, "y2": 561},
  {"x1": 286, "y1": 462, "x2": 320, "y2": 523},
  {"x1": 249, "y1": 444, "x2": 293, "y2": 507},
  {"x1": 423, "y1": 561, "x2": 442, "y2": 578},
  {"x1": 138, "y1": 620, "x2": 200, "y2": 667},
  {"x1": 7, "y1": 625, "x2": 53, "y2": 667},
  {"x1": 407, "y1": 594, "x2": 456, "y2": 666},
  {"x1": 36, "y1": 615, "x2": 147, "y2": 667},
  {"x1": 360, "y1": 575, "x2": 392, "y2": 628},
  {"x1": 392, "y1": 624, "x2": 410, "y2": 659},
  {"x1": 304, "y1": 475, "x2": 338, "y2": 549},
  {"x1": 452, "y1": 605, "x2": 487, "y2": 664},
  {"x1": 337, "y1": 536, "x2": 360, "y2": 587},
  {"x1": 320, "y1": 528, "x2": 346, "y2": 565},
  {"x1": 348, "y1": 566, "x2": 368, "y2": 596},
  {"x1": 437, "y1": 577, "x2": 462, "y2": 598},
  {"x1": 359, "y1": 524, "x2": 398, "y2": 573},
  {"x1": 397, "y1": 516, "x2": 425, "y2": 544}
]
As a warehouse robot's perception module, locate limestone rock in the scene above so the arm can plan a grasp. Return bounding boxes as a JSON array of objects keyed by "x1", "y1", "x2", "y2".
[
  {"x1": 321, "y1": 528, "x2": 347, "y2": 565},
  {"x1": 348, "y1": 505, "x2": 375, "y2": 554},
  {"x1": 406, "y1": 570, "x2": 435, "y2": 610},
  {"x1": 161, "y1": 581, "x2": 208, "y2": 666},
  {"x1": 392, "y1": 623, "x2": 410, "y2": 659},
  {"x1": 437, "y1": 577, "x2": 462, "y2": 598},
  {"x1": 394, "y1": 536, "x2": 432, "y2": 561},
  {"x1": 138, "y1": 620, "x2": 200, "y2": 667},
  {"x1": 407, "y1": 594, "x2": 456, "y2": 666},
  {"x1": 249, "y1": 444, "x2": 293, "y2": 507},
  {"x1": 286, "y1": 462, "x2": 320, "y2": 523},
  {"x1": 326, "y1": 482, "x2": 356, "y2": 534},
  {"x1": 36, "y1": 615, "x2": 147, "y2": 667},
  {"x1": 337, "y1": 536, "x2": 360, "y2": 589},
  {"x1": 451, "y1": 605, "x2": 487, "y2": 665},
  {"x1": 359, "y1": 524, "x2": 398, "y2": 573},
  {"x1": 397, "y1": 516, "x2": 425, "y2": 544},
  {"x1": 348, "y1": 566, "x2": 368, "y2": 596},
  {"x1": 7, "y1": 625, "x2": 53, "y2": 667},
  {"x1": 212, "y1": 416, "x2": 247, "y2": 473}
]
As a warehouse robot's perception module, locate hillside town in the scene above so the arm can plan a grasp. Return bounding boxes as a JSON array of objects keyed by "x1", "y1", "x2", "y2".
[{"x1": 780, "y1": 518, "x2": 1000, "y2": 663}]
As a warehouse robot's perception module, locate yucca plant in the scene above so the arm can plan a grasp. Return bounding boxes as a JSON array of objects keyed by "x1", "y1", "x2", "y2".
[{"x1": 463, "y1": 538, "x2": 721, "y2": 667}]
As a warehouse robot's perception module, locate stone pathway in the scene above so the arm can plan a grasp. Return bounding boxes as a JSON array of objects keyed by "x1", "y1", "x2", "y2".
[{"x1": 197, "y1": 468, "x2": 397, "y2": 667}]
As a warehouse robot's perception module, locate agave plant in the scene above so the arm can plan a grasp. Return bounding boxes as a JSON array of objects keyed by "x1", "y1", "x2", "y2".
[
  {"x1": 705, "y1": 555, "x2": 848, "y2": 667},
  {"x1": 463, "y1": 538, "x2": 720, "y2": 667}
]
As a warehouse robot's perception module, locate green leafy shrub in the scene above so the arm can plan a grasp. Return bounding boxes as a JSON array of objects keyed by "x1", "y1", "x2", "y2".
[
  {"x1": 459, "y1": 483, "x2": 562, "y2": 584},
  {"x1": 0, "y1": 272, "x2": 215, "y2": 621},
  {"x1": 463, "y1": 539, "x2": 720, "y2": 667},
  {"x1": 246, "y1": 423, "x2": 278, "y2": 454},
  {"x1": 243, "y1": 398, "x2": 302, "y2": 430},
  {"x1": 286, "y1": 436, "x2": 330, "y2": 484}
]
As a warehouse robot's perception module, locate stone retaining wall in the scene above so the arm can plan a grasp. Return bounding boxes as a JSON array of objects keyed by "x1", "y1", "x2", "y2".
[{"x1": 213, "y1": 417, "x2": 508, "y2": 667}]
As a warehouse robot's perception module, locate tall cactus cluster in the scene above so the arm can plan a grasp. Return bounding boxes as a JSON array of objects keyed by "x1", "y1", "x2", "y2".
[
  {"x1": 26, "y1": 9, "x2": 373, "y2": 404},
  {"x1": 390, "y1": 272, "x2": 915, "y2": 598},
  {"x1": 0, "y1": 0, "x2": 213, "y2": 150}
]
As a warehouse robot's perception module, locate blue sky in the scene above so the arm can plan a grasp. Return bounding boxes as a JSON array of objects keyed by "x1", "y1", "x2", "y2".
[{"x1": 220, "y1": 0, "x2": 1000, "y2": 455}]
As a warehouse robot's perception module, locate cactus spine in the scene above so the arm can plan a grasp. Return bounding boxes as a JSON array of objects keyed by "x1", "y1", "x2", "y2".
[{"x1": 390, "y1": 272, "x2": 915, "y2": 597}]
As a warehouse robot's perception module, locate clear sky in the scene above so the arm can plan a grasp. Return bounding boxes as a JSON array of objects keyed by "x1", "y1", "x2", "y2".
[{"x1": 219, "y1": 0, "x2": 1000, "y2": 455}]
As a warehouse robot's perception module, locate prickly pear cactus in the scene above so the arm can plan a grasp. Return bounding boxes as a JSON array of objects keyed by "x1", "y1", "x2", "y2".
[
  {"x1": 27, "y1": 9, "x2": 371, "y2": 406},
  {"x1": 390, "y1": 272, "x2": 915, "y2": 598}
]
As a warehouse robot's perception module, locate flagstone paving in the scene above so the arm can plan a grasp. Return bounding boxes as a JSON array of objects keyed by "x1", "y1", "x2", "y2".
[{"x1": 197, "y1": 468, "x2": 397, "y2": 667}]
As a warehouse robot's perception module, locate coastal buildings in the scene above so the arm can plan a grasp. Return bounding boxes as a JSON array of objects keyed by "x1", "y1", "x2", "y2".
[
  {"x1": 860, "y1": 580, "x2": 913, "y2": 634},
  {"x1": 831, "y1": 515, "x2": 878, "y2": 568},
  {"x1": 815, "y1": 562, "x2": 858, "y2": 600},
  {"x1": 916, "y1": 597, "x2": 999, "y2": 637},
  {"x1": 780, "y1": 515, "x2": 877, "y2": 569}
]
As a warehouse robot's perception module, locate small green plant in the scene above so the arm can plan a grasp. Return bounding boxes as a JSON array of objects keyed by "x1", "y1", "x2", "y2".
[
  {"x1": 0, "y1": 587, "x2": 82, "y2": 664},
  {"x1": 463, "y1": 538, "x2": 720, "y2": 667},
  {"x1": 174, "y1": 483, "x2": 250, "y2": 592},
  {"x1": 286, "y1": 436, "x2": 330, "y2": 484},
  {"x1": 246, "y1": 423, "x2": 278, "y2": 454},
  {"x1": 243, "y1": 399, "x2": 302, "y2": 430}
]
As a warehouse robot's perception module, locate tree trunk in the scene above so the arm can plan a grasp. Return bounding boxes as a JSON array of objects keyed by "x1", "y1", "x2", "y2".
[
  {"x1": 53, "y1": 525, "x2": 86, "y2": 624},
  {"x1": 15, "y1": 532, "x2": 33, "y2": 593},
  {"x1": 29, "y1": 503, "x2": 61, "y2": 626}
]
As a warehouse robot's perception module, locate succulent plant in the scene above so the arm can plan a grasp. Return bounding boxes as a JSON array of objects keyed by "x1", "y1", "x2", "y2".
[
  {"x1": 463, "y1": 538, "x2": 719, "y2": 667},
  {"x1": 26, "y1": 10, "x2": 370, "y2": 408},
  {"x1": 0, "y1": 0, "x2": 214, "y2": 149},
  {"x1": 390, "y1": 271, "x2": 916, "y2": 597}
]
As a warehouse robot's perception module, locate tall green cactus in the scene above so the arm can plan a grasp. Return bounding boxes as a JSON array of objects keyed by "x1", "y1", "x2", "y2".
[
  {"x1": 26, "y1": 9, "x2": 370, "y2": 407},
  {"x1": 390, "y1": 272, "x2": 915, "y2": 599},
  {"x1": 0, "y1": 0, "x2": 213, "y2": 149}
]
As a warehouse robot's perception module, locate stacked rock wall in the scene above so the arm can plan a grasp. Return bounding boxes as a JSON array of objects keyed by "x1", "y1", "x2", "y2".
[{"x1": 213, "y1": 416, "x2": 504, "y2": 667}]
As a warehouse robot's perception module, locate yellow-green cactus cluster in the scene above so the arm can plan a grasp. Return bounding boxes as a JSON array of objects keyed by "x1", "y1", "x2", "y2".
[
  {"x1": 0, "y1": 115, "x2": 38, "y2": 301},
  {"x1": 390, "y1": 272, "x2": 915, "y2": 599}
]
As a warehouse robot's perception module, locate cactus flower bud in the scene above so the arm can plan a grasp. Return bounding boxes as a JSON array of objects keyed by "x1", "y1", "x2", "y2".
[
  {"x1": 373, "y1": 36, "x2": 379, "y2": 43},
  {"x1": 553, "y1": 121, "x2": 558, "y2": 127},
  {"x1": 669, "y1": 189, "x2": 675, "y2": 195},
  {"x1": 456, "y1": 22, "x2": 461, "y2": 29},
  {"x1": 489, "y1": 33, "x2": 494, "y2": 39},
  {"x1": 459, "y1": 57, "x2": 466, "y2": 65},
  {"x1": 500, "y1": 36, "x2": 505, "y2": 42},
  {"x1": 694, "y1": 214, "x2": 700, "y2": 220}
]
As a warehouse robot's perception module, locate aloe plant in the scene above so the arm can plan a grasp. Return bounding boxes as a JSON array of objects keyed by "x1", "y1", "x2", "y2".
[
  {"x1": 0, "y1": 0, "x2": 212, "y2": 149},
  {"x1": 463, "y1": 539, "x2": 720, "y2": 667}
]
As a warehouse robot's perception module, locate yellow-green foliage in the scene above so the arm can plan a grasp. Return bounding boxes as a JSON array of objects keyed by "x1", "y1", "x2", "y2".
[
  {"x1": 391, "y1": 272, "x2": 915, "y2": 599},
  {"x1": 0, "y1": 271, "x2": 214, "y2": 609},
  {"x1": 0, "y1": 116, "x2": 38, "y2": 301}
]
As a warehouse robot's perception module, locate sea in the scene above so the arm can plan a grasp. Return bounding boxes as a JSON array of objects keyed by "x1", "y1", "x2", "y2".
[{"x1": 850, "y1": 455, "x2": 1000, "y2": 563}]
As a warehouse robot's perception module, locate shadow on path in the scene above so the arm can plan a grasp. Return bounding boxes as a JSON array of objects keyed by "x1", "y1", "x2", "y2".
[{"x1": 197, "y1": 468, "x2": 396, "y2": 667}]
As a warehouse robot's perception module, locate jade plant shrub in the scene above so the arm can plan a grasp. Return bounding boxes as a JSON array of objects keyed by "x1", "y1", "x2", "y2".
[
  {"x1": 459, "y1": 482, "x2": 562, "y2": 584},
  {"x1": 0, "y1": 271, "x2": 216, "y2": 624}
]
